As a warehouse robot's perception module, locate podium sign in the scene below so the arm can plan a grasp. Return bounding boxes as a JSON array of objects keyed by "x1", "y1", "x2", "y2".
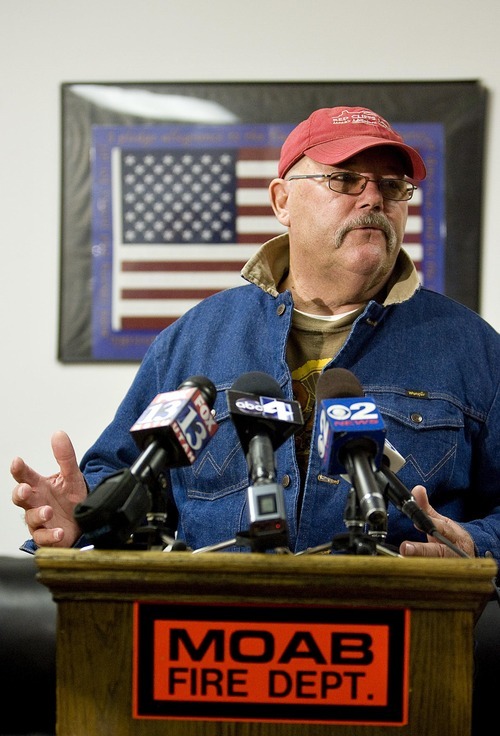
[
  {"x1": 134, "y1": 602, "x2": 409, "y2": 725},
  {"x1": 35, "y1": 548, "x2": 496, "y2": 736}
]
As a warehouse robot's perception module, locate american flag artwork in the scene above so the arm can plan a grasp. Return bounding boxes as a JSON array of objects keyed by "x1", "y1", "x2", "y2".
[
  {"x1": 91, "y1": 122, "x2": 445, "y2": 360},
  {"x1": 116, "y1": 146, "x2": 285, "y2": 330}
]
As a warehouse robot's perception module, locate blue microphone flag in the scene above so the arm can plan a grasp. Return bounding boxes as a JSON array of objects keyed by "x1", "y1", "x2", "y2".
[{"x1": 317, "y1": 395, "x2": 386, "y2": 476}]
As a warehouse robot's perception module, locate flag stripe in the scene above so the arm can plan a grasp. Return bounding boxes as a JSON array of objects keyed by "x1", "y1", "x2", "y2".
[
  {"x1": 122, "y1": 317, "x2": 180, "y2": 330},
  {"x1": 120, "y1": 272, "x2": 243, "y2": 291},
  {"x1": 122, "y1": 288, "x2": 223, "y2": 299},
  {"x1": 237, "y1": 188, "x2": 273, "y2": 205},
  {"x1": 121, "y1": 260, "x2": 247, "y2": 272},
  {"x1": 237, "y1": 205, "x2": 277, "y2": 216},
  {"x1": 237, "y1": 232, "x2": 280, "y2": 244},
  {"x1": 120, "y1": 298, "x2": 213, "y2": 316}
]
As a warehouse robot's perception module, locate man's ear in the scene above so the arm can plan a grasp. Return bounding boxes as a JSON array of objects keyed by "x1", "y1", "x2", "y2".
[{"x1": 269, "y1": 178, "x2": 291, "y2": 228}]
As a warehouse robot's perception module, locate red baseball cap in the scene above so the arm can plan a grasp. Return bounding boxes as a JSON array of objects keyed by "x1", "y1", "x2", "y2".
[{"x1": 278, "y1": 106, "x2": 426, "y2": 181}]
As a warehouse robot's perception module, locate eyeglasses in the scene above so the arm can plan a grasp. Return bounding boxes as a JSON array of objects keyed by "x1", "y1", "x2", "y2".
[{"x1": 286, "y1": 171, "x2": 416, "y2": 201}]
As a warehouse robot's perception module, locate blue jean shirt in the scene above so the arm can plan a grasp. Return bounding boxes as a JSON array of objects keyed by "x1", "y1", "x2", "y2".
[{"x1": 62, "y1": 273, "x2": 500, "y2": 564}]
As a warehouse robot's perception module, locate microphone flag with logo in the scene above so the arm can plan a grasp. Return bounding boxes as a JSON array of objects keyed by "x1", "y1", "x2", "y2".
[
  {"x1": 227, "y1": 371, "x2": 303, "y2": 468},
  {"x1": 129, "y1": 374, "x2": 218, "y2": 466}
]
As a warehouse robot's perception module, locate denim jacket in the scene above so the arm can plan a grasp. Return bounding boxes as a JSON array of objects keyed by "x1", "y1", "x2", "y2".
[
  {"x1": 67, "y1": 244, "x2": 500, "y2": 563},
  {"x1": 21, "y1": 237, "x2": 500, "y2": 561}
]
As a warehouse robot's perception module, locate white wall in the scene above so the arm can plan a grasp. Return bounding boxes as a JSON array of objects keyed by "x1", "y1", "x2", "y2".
[{"x1": 2, "y1": 0, "x2": 499, "y2": 556}]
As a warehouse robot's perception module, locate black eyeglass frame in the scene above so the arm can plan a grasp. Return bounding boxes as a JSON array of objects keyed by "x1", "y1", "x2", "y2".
[{"x1": 286, "y1": 172, "x2": 417, "y2": 201}]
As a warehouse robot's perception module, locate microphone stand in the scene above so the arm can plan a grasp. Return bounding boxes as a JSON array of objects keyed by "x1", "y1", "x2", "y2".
[
  {"x1": 194, "y1": 436, "x2": 292, "y2": 555},
  {"x1": 191, "y1": 517, "x2": 292, "y2": 555},
  {"x1": 296, "y1": 485, "x2": 401, "y2": 557},
  {"x1": 192, "y1": 532, "x2": 293, "y2": 555},
  {"x1": 192, "y1": 481, "x2": 292, "y2": 555},
  {"x1": 129, "y1": 459, "x2": 187, "y2": 551},
  {"x1": 80, "y1": 456, "x2": 185, "y2": 551},
  {"x1": 129, "y1": 470, "x2": 183, "y2": 551}
]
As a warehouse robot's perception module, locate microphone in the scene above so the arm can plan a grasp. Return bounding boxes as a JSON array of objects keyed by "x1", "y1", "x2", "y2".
[
  {"x1": 129, "y1": 374, "x2": 218, "y2": 475},
  {"x1": 315, "y1": 370, "x2": 469, "y2": 559},
  {"x1": 228, "y1": 371, "x2": 303, "y2": 481},
  {"x1": 375, "y1": 462, "x2": 437, "y2": 536},
  {"x1": 226, "y1": 371, "x2": 303, "y2": 550},
  {"x1": 74, "y1": 375, "x2": 219, "y2": 548},
  {"x1": 316, "y1": 368, "x2": 387, "y2": 526}
]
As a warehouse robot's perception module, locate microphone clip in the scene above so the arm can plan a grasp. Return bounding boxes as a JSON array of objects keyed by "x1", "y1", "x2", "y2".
[
  {"x1": 330, "y1": 484, "x2": 400, "y2": 557},
  {"x1": 236, "y1": 481, "x2": 290, "y2": 552}
]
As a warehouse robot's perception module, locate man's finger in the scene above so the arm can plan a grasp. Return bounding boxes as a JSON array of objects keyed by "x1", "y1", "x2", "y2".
[
  {"x1": 400, "y1": 541, "x2": 449, "y2": 558},
  {"x1": 51, "y1": 430, "x2": 79, "y2": 478},
  {"x1": 10, "y1": 456, "x2": 42, "y2": 488}
]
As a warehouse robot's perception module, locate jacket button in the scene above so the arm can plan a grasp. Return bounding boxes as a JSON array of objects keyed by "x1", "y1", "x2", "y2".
[
  {"x1": 282, "y1": 474, "x2": 291, "y2": 488},
  {"x1": 410, "y1": 413, "x2": 423, "y2": 424},
  {"x1": 277, "y1": 304, "x2": 286, "y2": 316}
]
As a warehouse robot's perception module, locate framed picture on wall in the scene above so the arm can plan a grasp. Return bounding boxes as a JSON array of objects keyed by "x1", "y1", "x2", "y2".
[{"x1": 59, "y1": 80, "x2": 487, "y2": 362}]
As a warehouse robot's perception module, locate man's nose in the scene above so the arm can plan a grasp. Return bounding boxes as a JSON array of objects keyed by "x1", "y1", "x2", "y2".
[{"x1": 355, "y1": 179, "x2": 384, "y2": 208}]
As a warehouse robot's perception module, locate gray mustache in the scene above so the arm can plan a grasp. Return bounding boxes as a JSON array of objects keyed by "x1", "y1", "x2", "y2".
[
  {"x1": 344, "y1": 213, "x2": 392, "y2": 236},
  {"x1": 336, "y1": 213, "x2": 397, "y2": 251}
]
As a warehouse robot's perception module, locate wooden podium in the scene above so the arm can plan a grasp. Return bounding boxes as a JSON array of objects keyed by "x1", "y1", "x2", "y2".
[{"x1": 35, "y1": 548, "x2": 496, "y2": 736}]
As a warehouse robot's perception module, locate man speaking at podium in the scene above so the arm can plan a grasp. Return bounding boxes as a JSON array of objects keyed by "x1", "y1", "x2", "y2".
[{"x1": 10, "y1": 105, "x2": 500, "y2": 568}]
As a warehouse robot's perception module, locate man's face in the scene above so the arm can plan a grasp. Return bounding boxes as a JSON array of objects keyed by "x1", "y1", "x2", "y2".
[{"x1": 271, "y1": 147, "x2": 410, "y2": 288}]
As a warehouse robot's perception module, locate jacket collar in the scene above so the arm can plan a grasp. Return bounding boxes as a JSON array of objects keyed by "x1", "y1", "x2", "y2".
[{"x1": 241, "y1": 233, "x2": 420, "y2": 305}]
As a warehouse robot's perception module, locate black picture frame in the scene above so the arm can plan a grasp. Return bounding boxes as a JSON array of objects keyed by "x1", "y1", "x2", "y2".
[{"x1": 59, "y1": 80, "x2": 487, "y2": 362}]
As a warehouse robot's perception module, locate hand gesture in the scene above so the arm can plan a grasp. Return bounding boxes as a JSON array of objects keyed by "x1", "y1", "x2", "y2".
[
  {"x1": 399, "y1": 485, "x2": 475, "y2": 558},
  {"x1": 11, "y1": 430, "x2": 87, "y2": 548}
]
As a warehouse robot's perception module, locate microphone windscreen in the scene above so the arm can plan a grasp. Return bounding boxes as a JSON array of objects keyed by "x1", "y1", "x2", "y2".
[
  {"x1": 231, "y1": 371, "x2": 284, "y2": 399},
  {"x1": 316, "y1": 368, "x2": 364, "y2": 402},
  {"x1": 179, "y1": 375, "x2": 217, "y2": 408}
]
